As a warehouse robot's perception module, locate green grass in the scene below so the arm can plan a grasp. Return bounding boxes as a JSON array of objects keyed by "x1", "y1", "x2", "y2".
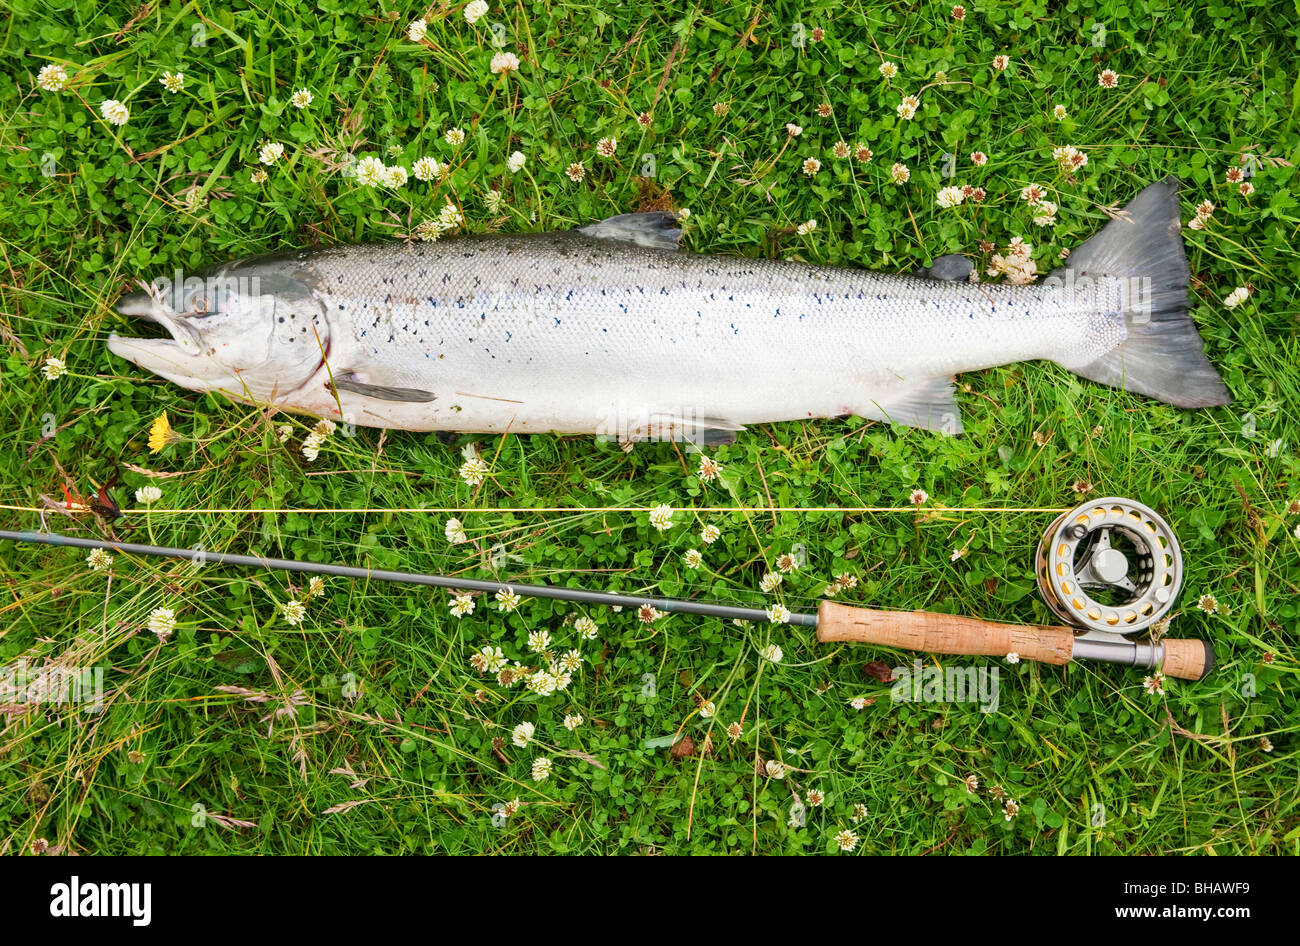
[{"x1": 1, "y1": 0, "x2": 1297, "y2": 855}]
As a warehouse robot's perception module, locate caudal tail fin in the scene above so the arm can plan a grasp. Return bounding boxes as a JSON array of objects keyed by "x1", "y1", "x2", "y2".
[{"x1": 1059, "y1": 177, "x2": 1230, "y2": 408}]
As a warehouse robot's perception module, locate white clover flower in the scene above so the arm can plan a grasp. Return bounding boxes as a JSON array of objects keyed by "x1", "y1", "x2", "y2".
[
  {"x1": 445, "y1": 127, "x2": 466, "y2": 146},
  {"x1": 355, "y1": 156, "x2": 386, "y2": 186},
  {"x1": 41, "y1": 357, "x2": 67, "y2": 380},
  {"x1": 760, "y1": 643, "x2": 783, "y2": 663},
  {"x1": 701, "y1": 524, "x2": 721, "y2": 544},
  {"x1": 849, "y1": 697, "x2": 867, "y2": 710},
  {"x1": 135, "y1": 486, "x2": 162, "y2": 505},
  {"x1": 890, "y1": 162, "x2": 910, "y2": 184},
  {"x1": 807, "y1": 789, "x2": 825, "y2": 807},
  {"x1": 563, "y1": 713, "x2": 583, "y2": 731},
  {"x1": 684, "y1": 549, "x2": 703, "y2": 569},
  {"x1": 160, "y1": 72, "x2": 184, "y2": 93},
  {"x1": 767, "y1": 604, "x2": 791, "y2": 623},
  {"x1": 437, "y1": 201, "x2": 464, "y2": 230},
  {"x1": 291, "y1": 88, "x2": 313, "y2": 109},
  {"x1": 1053, "y1": 104, "x2": 1067, "y2": 120},
  {"x1": 148, "y1": 607, "x2": 177, "y2": 641},
  {"x1": 648, "y1": 504, "x2": 674, "y2": 531},
  {"x1": 459, "y1": 456, "x2": 489, "y2": 486},
  {"x1": 1006, "y1": 652, "x2": 1021, "y2": 664},
  {"x1": 530, "y1": 756, "x2": 552, "y2": 781},
  {"x1": 526, "y1": 672, "x2": 557, "y2": 696},
  {"x1": 764, "y1": 759, "x2": 786, "y2": 779},
  {"x1": 786, "y1": 122, "x2": 803, "y2": 137},
  {"x1": 526, "y1": 629, "x2": 550, "y2": 652},
  {"x1": 726, "y1": 722, "x2": 743, "y2": 741},
  {"x1": 282, "y1": 600, "x2": 307, "y2": 625},
  {"x1": 408, "y1": 18, "x2": 427, "y2": 42},
  {"x1": 759, "y1": 572, "x2": 783, "y2": 593},
  {"x1": 574, "y1": 616, "x2": 598, "y2": 639},
  {"x1": 86, "y1": 548, "x2": 113, "y2": 571},
  {"x1": 491, "y1": 52, "x2": 520, "y2": 75},
  {"x1": 464, "y1": 0, "x2": 489, "y2": 24},
  {"x1": 484, "y1": 189, "x2": 504, "y2": 213},
  {"x1": 699, "y1": 700, "x2": 715, "y2": 718},
  {"x1": 1142, "y1": 672, "x2": 1166, "y2": 696},
  {"x1": 100, "y1": 99, "x2": 130, "y2": 126},
  {"x1": 301, "y1": 431, "x2": 324, "y2": 462},
  {"x1": 307, "y1": 577, "x2": 325, "y2": 599},
  {"x1": 496, "y1": 588, "x2": 522, "y2": 612},
  {"x1": 383, "y1": 164, "x2": 408, "y2": 188},
  {"x1": 936, "y1": 186, "x2": 965, "y2": 209},
  {"x1": 507, "y1": 150, "x2": 527, "y2": 173},
  {"x1": 1223, "y1": 287, "x2": 1249, "y2": 309},
  {"x1": 478, "y1": 646, "x2": 506, "y2": 673},
  {"x1": 797, "y1": 219, "x2": 818, "y2": 236},
  {"x1": 512, "y1": 722, "x2": 535, "y2": 747},
  {"x1": 834, "y1": 829, "x2": 859, "y2": 851},
  {"x1": 412, "y1": 156, "x2": 441, "y2": 181},
  {"x1": 560, "y1": 650, "x2": 582, "y2": 672},
  {"x1": 37, "y1": 64, "x2": 69, "y2": 92},
  {"x1": 444, "y1": 517, "x2": 468, "y2": 544},
  {"x1": 258, "y1": 142, "x2": 285, "y2": 165},
  {"x1": 909, "y1": 488, "x2": 929, "y2": 505},
  {"x1": 878, "y1": 62, "x2": 897, "y2": 78}
]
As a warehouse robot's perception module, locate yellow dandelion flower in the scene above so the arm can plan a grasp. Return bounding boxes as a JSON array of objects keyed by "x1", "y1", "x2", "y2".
[{"x1": 147, "y1": 412, "x2": 177, "y2": 453}]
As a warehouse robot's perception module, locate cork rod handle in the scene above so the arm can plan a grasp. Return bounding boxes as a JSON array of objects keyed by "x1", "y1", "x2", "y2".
[
  {"x1": 815, "y1": 602, "x2": 1212, "y2": 680},
  {"x1": 816, "y1": 601, "x2": 1075, "y2": 664}
]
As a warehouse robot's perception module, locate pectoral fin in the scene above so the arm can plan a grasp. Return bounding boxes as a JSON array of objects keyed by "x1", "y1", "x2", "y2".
[
  {"x1": 859, "y1": 379, "x2": 963, "y2": 434},
  {"x1": 334, "y1": 375, "x2": 437, "y2": 402}
]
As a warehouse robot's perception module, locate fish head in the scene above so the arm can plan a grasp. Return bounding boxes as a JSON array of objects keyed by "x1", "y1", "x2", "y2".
[{"x1": 108, "y1": 256, "x2": 327, "y2": 402}]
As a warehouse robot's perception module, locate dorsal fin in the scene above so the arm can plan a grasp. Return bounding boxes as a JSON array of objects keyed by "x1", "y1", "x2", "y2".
[{"x1": 576, "y1": 212, "x2": 683, "y2": 251}]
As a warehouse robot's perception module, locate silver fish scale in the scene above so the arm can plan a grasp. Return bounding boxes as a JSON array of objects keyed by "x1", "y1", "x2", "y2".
[{"x1": 301, "y1": 233, "x2": 1118, "y2": 433}]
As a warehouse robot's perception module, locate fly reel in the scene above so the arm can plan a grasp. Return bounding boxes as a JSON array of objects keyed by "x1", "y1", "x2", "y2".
[{"x1": 1035, "y1": 497, "x2": 1181, "y2": 637}]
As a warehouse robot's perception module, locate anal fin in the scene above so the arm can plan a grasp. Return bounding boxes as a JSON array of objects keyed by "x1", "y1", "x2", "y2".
[{"x1": 859, "y1": 378, "x2": 963, "y2": 434}]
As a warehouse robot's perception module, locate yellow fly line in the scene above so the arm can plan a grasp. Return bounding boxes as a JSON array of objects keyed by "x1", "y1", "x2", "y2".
[{"x1": 0, "y1": 503, "x2": 1071, "y2": 516}]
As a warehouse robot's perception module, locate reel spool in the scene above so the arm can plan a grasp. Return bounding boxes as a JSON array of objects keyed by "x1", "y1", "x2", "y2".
[{"x1": 1035, "y1": 497, "x2": 1181, "y2": 637}]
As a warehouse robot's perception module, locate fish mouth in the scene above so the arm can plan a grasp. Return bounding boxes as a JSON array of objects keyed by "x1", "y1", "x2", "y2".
[{"x1": 107, "y1": 289, "x2": 214, "y2": 386}]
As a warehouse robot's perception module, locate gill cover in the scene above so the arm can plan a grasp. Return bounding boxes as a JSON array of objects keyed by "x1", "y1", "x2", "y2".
[{"x1": 108, "y1": 252, "x2": 327, "y2": 402}]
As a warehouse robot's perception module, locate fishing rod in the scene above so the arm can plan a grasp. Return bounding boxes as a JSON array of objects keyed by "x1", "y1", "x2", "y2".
[{"x1": 0, "y1": 497, "x2": 1214, "y2": 681}]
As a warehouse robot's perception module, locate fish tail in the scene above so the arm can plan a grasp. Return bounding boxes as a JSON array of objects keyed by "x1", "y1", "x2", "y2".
[{"x1": 1057, "y1": 177, "x2": 1230, "y2": 408}]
